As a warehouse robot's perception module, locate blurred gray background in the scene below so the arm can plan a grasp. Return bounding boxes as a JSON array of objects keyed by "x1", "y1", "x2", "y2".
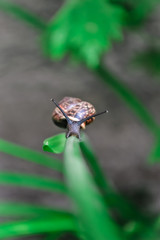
[{"x1": 0, "y1": 0, "x2": 160, "y2": 232}]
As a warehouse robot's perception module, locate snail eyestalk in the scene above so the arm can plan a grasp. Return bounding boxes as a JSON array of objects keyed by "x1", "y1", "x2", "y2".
[{"x1": 78, "y1": 110, "x2": 108, "y2": 126}]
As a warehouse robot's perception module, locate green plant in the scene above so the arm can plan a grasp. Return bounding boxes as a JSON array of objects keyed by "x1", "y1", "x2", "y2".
[
  {"x1": 0, "y1": 134, "x2": 160, "y2": 239},
  {"x1": 0, "y1": 0, "x2": 160, "y2": 239}
]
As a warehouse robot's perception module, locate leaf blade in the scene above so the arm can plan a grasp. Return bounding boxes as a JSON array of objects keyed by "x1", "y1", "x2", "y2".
[
  {"x1": 0, "y1": 172, "x2": 66, "y2": 194},
  {"x1": 0, "y1": 138, "x2": 62, "y2": 172},
  {"x1": 0, "y1": 201, "x2": 71, "y2": 218},
  {"x1": 0, "y1": 216, "x2": 76, "y2": 239},
  {"x1": 64, "y1": 136, "x2": 125, "y2": 240}
]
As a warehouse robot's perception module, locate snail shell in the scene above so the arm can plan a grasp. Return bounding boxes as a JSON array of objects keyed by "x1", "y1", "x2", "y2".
[{"x1": 52, "y1": 97, "x2": 96, "y2": 129}]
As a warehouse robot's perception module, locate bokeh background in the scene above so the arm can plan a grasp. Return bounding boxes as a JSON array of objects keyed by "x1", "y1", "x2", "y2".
[{"x1": 0, "y1": 0, "x2": 160, "y2": 230}]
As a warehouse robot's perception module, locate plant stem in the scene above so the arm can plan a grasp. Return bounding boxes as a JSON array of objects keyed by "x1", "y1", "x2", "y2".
[
  {"x1": 94, "y1": 64, "x2": 160, "y2": 137},
  {"x1": 0, "y1": 1, "x2": 46, "y2": 30}
]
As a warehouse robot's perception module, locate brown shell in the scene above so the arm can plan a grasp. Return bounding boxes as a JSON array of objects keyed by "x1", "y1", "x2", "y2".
[{"x1": 52, "y1": 96, "x2": 96, "y2": 129}]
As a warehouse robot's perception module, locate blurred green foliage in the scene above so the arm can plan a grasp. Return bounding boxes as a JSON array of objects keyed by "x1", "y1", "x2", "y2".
[
  {"x1": 110, "y1": 0, "x2": 160, "y2": 27},
  {"x1": 42, "y1": 0, "x2": 124, "y2": 67},
  {"x1": 0, "y1": 138, "x2": 62, "y2": 171},
  {"x1": 148, "y1": 137, "x2": 160, "y2": 163},
  {"x1": 0, "y1": 0, "x2": 160, "y2": 239},
  {"x1": 133, "y1": 48, "x2": 160, "y2": 76},
  {"x1": 0, "y1": 134, "x2": 159, "y2": 240}
]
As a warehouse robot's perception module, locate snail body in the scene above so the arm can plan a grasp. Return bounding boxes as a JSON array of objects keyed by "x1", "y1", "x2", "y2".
[{"x1": 52, "y1": 97, "x2": 107, "y2": 138}]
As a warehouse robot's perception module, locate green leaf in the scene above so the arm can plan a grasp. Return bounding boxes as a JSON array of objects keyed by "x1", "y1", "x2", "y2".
[
  {"x1": 42, "y1": 0, "x2": 124, "y2": 68},
  {"x1": 0, "y1": 0, "x2": 46, "y2": 30},
  {"x1": 0, "y1": 201, "x2": 71, "y2": 217},
  {"x1": 80, "y1": 133, "x2": 147, "y2": 222},
  {"x1": 0, "y1": 138, "x2": 62, "y2": 172},
  {"x1": 0, "y1": 201, "x2": 71, "y2": 218},
  {"x1": 43, "y1": 133, "x2": 66, "y2": 154},
  {"x1": 64, "y1": 136, "x2": 125, "y2": 240},
  {"x1": 0, "y1": 172, "x2": 66, "y2": 194},
  {"x1": 148, "y1": 138, "x2": 160, "y2": 163},
  {"x1": 0, "y1": 216, "x2": 76, "y2": 239},
  {"x1": 132, "y1": 48, "x2": 160, "y2": 76}
]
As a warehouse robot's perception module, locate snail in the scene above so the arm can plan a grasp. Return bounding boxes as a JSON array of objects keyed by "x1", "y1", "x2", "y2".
[{"x1": 51, "y1": 97, "x2": 107, "y2": 139}]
